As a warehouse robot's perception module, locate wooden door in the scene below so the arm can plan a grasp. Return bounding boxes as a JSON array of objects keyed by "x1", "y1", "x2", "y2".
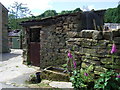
[
  {"x1": 29, "y1": 42, "x2": 40, "y2": 66},
  {"x1": 29, "y1": 28, "x2": 40, "y2": 67}
]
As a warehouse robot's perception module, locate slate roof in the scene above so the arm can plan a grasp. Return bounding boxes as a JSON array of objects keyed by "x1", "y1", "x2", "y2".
[{"x1": 8, "y1": 30, "x2": 21, "y2": 37}]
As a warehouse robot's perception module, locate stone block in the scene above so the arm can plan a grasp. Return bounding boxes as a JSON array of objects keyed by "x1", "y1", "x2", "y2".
[
  {"x1": 114, "y1": 37, "x2": 120, "y2": 44},
  {"x1": 104, "y1": 65, "x2": 120, "y2": 69},
  {"x1": 101, "y1": 58, "x2": 113, "y2": 64},
  {"x1": 74, "y1": 41, "x2": 81, "y2": 45},
  {"x1": 82, "y1": 48, "x2": 97, "y2": 54},
  {"x1": 79, "y1": 30, "x2": 103, "y2": 40},
  {"x1": 82, "y1": 54, "x2": 92, "y2": 60},
  {"x1": 67, "y1": 38, "x2": 83, "y2": 43},
  {"x1": 112, "y1": 29, "x2": 120, "y2": 37},
  {"x1": 81, "y1": 39, "x2": 92, "y2": 47},
  {"x1": 94, "y1": 71, "x2": 104, "y2": 75},
  {"x1": 92, "y1": 57, "x2": 100, "y2": 61},
  {"x1": 40, "y1": 67, "x2": 70, "y2": 82},
  {"x1": 115, "y1": 59, "x2": 120, "y2": 65},
  {"x1": 83, "y1": 58, "x2": 100, "y2": 65},
  {"x1": 69, "y1": 23, "x2": 74, "y2": 28},
  {"x1": 91, "y1": 40, "x2": 98, "y2": 46},
  {"x1": 63, "y1": 25, "x2": 69, "y2": 30},
  {"x1": 82, "y1": 58, "x2": 91, "y2": 63},
  {"x1": 92, "y1": 31, "x2": 103, "y2": 40},
  {"x1": 55, "y1": 27, "x2": 62, "y2": 30},
  {"x1": 73, "y1": 24, "x2": 78, "y2": 28},
  {"x1": 90, "y1": 60, "x2": 101, "y2": 65},
  {"x1": 80, "y1": 30, "x2": 96, "y2": 38},
  {"x1": 96, "y1": 49, "x2": 108, "y2": 55},
  {"x1": 66, "y1": 31, "x2": 78, "y2": 37},
  {"x1": 94, "y1": 66, "x2": 107, "y2": 72},
  {"x1": 103, "y1": 31, "x2": 112, "y2": 40}
]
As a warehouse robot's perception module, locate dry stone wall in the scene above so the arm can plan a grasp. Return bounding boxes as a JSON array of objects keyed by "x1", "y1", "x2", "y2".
[{"x1": 66, "y1": 29, "x2": 120, "y2": 74}]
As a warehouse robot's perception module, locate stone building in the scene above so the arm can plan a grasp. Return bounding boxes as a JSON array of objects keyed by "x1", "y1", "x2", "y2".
[
  {"x1": 8, "y1": 29, "x2": 22, "y2": 49},
  {"x1": 21, "y1": 9, "x2": 120, "y2": 74},
  {"x1": 21, "y1": 10, "x2": 107, "y2": 69},
  {"x1": 0, "y1": 3, "x2": 9, "y2": 53}
]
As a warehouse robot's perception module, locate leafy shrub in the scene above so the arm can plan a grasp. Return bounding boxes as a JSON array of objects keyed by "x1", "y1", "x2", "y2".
[
  {"x1": 94, "y1": 70, "x2": 120, "y2": 90},
  {"x1": 70, "y1": 65, "x2": 94, "y2": 89}
]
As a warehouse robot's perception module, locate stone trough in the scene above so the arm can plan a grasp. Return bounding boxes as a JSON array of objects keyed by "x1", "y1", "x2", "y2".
[{"x1": 40, "y1": 66, "x2": 70, "y2": 82}]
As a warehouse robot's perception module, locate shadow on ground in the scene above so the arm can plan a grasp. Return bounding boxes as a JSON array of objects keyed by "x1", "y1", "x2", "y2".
[
  {"x1": 1, "y1": 49, "x2": 22, "y2": 61},
  {"x1": 1, "y1": 53, "x2": 21, "y2": 61}
]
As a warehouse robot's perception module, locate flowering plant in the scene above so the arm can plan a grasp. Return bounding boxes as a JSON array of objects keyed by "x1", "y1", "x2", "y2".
[
  {"x1": 67, "y1": 42, "x2": 120, "y2": 89},
  {"x1": 62, "y1": 50, "x2": 77, "y2": 72},
  {"x1": 70, "y1": 65, "x2": 94, "y2": 89},
  {"x1": 110, "y1": 43, "x2": 117, "y2": 54},
  {"x1": 67, "y1": 51, "x2": 77, "y2": 69},
  {"x1": 110, "y1": 43, "x2": 117, "y2": 69}
]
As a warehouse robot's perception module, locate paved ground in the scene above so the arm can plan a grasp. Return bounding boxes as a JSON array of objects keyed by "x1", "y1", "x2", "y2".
[
  {"x1": 0, "y1": 49, "x2": 37, "y2": 88},
  {"x1": 49, "y1": 81, "x2": 73, "y2": 88},
  {"x1": 0, "y1": 49, "x2": 73, "y2": 89}
]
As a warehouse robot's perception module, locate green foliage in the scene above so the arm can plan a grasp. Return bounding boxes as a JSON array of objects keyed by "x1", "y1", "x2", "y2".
[
  {"x1": 59, "y1": 10, "x2": 73, "y2": 15},
  {"x1": 58, "y1": 8, "x2": 82, "y2": 15},
  {"x1": 38, "y1": 10, "x2": 58, "y2": 18},
  {"x1": 28, "y1": 74, "x2": 37, "y2": 84},
  {"x1": 94, "y1": 70, "x2": 120, "y2": 90},
  {"x1": 104, "y1": 4, "x2": 120, "y2": 23},
  {"x1": 73, "y1": 8, "x2": 82, "y2": 13},
  {"x1": 62, "y1": 64, "x2": 68, "y2": 68},
  {"x1": 70, "y1": 64, "x2": 120, "y2": 89},
  {"x1": 70, "y1": 65, "x2": 94, "y2": 89},
  {"x1": 37, "y1": 8, "x2": 82, "y2": 19}
]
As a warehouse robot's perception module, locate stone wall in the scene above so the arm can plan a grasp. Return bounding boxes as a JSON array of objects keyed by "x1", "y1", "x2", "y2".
[
  {"x1": 39, "y1": 14, "x2": 120, "y2": 74},
  {"x1": 0, "y1": 3, "x2": 9, "y2": 53},
  {"x1": 40, "y1": 14, "x2": 80, "y2": 68},
  {"x1": 66, "y1": 29, "x2": 120, "y2": 74},
  {"x1": 0, "y1": 3, "x2": 2, "y2": 53}
]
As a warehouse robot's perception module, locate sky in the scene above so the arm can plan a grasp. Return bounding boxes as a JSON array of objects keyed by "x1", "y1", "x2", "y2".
[{"x1": 0, "y1": 0, "x2": 119, "y2": 16}]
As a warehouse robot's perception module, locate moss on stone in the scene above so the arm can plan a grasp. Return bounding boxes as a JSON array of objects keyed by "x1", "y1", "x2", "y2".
[
  {"x1": 101, "y1": 58, "x2": 113, "y2": 64},
  {"x1": 40, "y1": 68, "x2": 70, "y2": 82}
]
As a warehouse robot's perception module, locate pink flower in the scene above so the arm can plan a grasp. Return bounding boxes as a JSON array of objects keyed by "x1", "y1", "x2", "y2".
[
  {"x1": 110, "y1": 43, "x2": 117, "y2": 54},
  {"x1": 116, "y1": 75, "x2": 120, "y2": 78},
  {"x1": 68, "y1": 51, "x2": 73, "y2": 58},
  {"x1": 73, "y1": 60, "x2": 77, "y2": 69},
  {"x1": 84, "y1": 73, "x2": 88, "y2": 76}
]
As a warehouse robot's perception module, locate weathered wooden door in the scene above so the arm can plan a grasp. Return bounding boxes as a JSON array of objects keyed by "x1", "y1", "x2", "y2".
[
  {"x1": 29, "y1": 28, "x2": 40, "y2": 67},
  {"x1": 30, "y1": 42, "x2": 40, "y2": 66}
]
